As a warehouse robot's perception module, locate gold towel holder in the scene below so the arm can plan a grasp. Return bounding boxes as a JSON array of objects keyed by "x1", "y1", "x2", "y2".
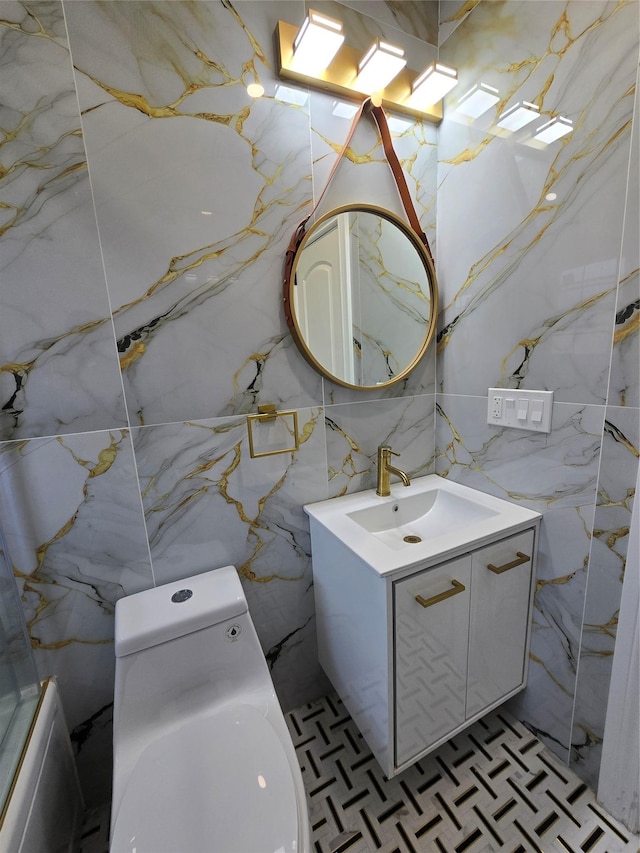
[{"x1": 247, "y1": 404, "x2": 300, "y2": 459}]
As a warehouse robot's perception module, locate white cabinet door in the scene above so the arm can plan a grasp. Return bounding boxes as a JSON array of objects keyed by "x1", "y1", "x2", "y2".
[
  {"x1": 394, "y1": 556, "x2": 472, "y2": 766},
  {"x1": 466, "y1": 530, "x2": 535, "y2": 718}
]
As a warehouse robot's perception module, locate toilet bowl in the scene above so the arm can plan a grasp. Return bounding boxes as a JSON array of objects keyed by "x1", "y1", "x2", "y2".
[{"x1": 109, "y1": 566, "x2": 310, "y2": 853}]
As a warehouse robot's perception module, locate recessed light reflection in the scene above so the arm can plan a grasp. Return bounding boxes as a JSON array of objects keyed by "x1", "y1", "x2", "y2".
[
  {"x1": 274, "y1": 84, "x2": 309, "y2": 106},
  {"x1": 246, "y1": 82, "x2": 264, "y2": 98},
  {"x1": 546, "y1": 192, "x2": 557, "y2": 201},
  {"x1": 258, "y1": 774, "x2": 267, "y2": 788},
  {"x1": 201, "y1": 210, "x2": 213, "y2": 216},
  {"x1": 332, "y1": 100, "x2": 359, "y2": 119}
]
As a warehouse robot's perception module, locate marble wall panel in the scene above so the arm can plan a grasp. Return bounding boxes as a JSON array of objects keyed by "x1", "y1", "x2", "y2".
[
  {"x1": 0, "y1": 1, "x2": 127, "y2": 441},
  {"x1": 0, "y1": 427, "x2": 153, "y2": 803},
  {"x1": 64, "y1": 0, "x2": 324, "y2": 425},
  {"x1": 439, "y1": 1, "x2": 481, "y2": 46},
  {"x1": 325, "y1": 394, "x2": 435, "y2": 497},
  {"x1": 435, "y1": 393, "x2": 603, "y2": 759},
  {"x1": 570, "y1": 406, "x2": 639, "y2": 788},
  {"x1": 437, "y1": 0, "x2": 638, "y2": 405},
  {"x1": 609, "y1": 68, "x2": 640, "y2": 409},
  {"x1": 132, "y1": 407, "x2": 331, "y2": 710},
  {"x1": 336, "y1": 1, "x2": 438, "y2": 47}
]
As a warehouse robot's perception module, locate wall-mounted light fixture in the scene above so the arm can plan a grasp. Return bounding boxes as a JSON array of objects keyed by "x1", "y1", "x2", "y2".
[
  {"x1": 275, "y1": 12, "x2": 459, "y2": 123},
  {"x1": 455, "y1": 82, "x2": 500, "y2": 118},
  {"x1": 355, "y1": 39, "x2": 406, "y2": 94},
  {"x1": 289, "y1": 10, "x2": 344, "y2": 76},
  {"x1": 533, "y1": 116, "x2": 573, "y2": 144}
]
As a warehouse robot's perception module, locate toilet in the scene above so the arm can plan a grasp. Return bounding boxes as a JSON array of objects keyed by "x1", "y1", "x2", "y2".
[{"x1": 109, "y1": 565, "x2": 311, "y2": 853}]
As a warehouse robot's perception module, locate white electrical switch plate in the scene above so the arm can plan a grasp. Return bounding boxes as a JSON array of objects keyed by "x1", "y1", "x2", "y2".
[{"x1": 487, "y1": 388, "x2": 553, "y2": 433}]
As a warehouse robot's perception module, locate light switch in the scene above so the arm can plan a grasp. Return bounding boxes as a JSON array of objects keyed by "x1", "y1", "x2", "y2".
[
  {"x1": 517, "y1": 399, "x2": 529, "y2": 420},
  {"x1": 531, "y1": 400, "x2": 544, "y2": 423}
]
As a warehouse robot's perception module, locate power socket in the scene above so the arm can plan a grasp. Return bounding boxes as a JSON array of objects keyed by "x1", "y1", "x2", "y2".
[{"x1": 491, "y1": 395, "x2": 503, "y2": 418}]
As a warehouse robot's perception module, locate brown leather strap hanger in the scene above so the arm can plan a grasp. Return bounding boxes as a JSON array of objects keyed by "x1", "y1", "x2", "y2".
[{"x1": 284, "y1": 97, "x2": 434, "y2": 308}]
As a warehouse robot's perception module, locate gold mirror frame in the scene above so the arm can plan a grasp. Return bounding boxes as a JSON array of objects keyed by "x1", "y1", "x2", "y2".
[{"x1": 284, "y1": 204, "x2": 439, "y2": 390}]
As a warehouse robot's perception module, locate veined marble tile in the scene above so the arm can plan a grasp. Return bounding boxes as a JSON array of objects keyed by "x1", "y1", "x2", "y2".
[
  {"x1": 324, "y1": 394, "x2": 435, "y2": 497},
  {"x1": 609, "y1": 66, "x2": 639, "y2": 409},
  {"x1": 335, "y1": 1, "x2": 438, "y2": 46},
  {"x1": 132, "y1": 407, "x2": 330, "y2": 709},
  {"x1": 570, "y1": 406, "x2": 639, "y2": 788},
  {"x1": 0, "y1": 1, "x2": 127, "y2": 441},
  {"x1": 439, "y1": 0, "x2": 481, "y2": 46},
  {"x1": 435, "y1": 393, "x2": 604, "y2": 760},
  {"x1": 64, "y1": 0, "x2": 323, "y2": 425},
  {"x1": 0, "y1": 427, "x2": 153, "y2": 804},
  {"x1": 436, "y1": 0, "x2": 638, "y2": 405}
]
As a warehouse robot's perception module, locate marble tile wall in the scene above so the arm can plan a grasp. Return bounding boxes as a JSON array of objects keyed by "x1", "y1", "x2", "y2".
[
  {"x1": 436, "y1": 0, "x2": 639, "y2": 792},
  {"x1": 0, "y1": 0, "x2": 438, "y2": 805}
]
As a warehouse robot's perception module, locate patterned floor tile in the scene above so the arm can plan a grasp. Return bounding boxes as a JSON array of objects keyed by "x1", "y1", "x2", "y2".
[{"x1": 286, "y1": 694, "x2": 639, "y2": 853}]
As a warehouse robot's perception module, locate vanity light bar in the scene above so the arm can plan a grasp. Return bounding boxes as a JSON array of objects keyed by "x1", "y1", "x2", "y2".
[
  {"x1": 408, "y1": 62, "x2": 458, "y2": 108},
  {"x1": 355, "y1": 39, "x2": 406, "y2": 95},
  {"x1": 290, "y1": 10, "x2": 344, "y2": 76},
  {"x1": 497, "y1": 100, "x2": 540, "y2": 131},
  {"x1": 533, "y1": 115, "x2": 573, "y2": 144},
  {"x1": 275, "y1": 16, "x2": 457, "y2": 122}
]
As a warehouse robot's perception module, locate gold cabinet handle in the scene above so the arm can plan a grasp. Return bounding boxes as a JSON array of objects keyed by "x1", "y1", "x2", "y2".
[
  {"x1": 415, "y1": 579, "x2": 466, "y2": 608},
  {"x1": 487, "y1": 551, "x2": 530, "y2": 574}
]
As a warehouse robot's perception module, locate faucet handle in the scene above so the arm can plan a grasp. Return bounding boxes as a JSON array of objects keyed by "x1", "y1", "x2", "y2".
[{"x1": 378, "y1": 444, "x2": 400, "y2": 458}]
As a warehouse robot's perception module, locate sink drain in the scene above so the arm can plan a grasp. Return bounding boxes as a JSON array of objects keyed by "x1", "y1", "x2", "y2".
[{"x1": 403, "y1": 535, "x2": 422, "y2": 544}]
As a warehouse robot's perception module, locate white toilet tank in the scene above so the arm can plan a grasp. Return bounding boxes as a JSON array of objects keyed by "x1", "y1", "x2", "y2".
[{"x1": 110, "y1": 566, "x2": 310, "y2": 853}]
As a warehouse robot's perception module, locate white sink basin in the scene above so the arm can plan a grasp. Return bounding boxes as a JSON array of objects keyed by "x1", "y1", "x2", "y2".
[
  {"x1": 347, "y1": 488, "x2": 498, "y2": 549},
  {"x1": 305, "y1": 475, "x2": 541, "y2": 575}
]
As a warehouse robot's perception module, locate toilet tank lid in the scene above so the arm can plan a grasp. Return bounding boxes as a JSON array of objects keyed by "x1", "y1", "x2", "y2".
[{"x1": 115, "y1": 566, "x2": 247, "y2": 658}]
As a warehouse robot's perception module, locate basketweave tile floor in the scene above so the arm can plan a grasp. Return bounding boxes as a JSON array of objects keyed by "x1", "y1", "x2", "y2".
[{"x1": 80, "y1": 693, "x2": 639, "y2": 853}]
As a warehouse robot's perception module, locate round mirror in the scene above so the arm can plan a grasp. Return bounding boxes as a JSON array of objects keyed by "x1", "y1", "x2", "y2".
[{"x1": 284, "y1": 205, "x2": 438, "y2": 390}]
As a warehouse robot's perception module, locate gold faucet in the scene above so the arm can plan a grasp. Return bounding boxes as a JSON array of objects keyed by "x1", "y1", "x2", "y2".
[{"x1": 376, "y1": 445, "x2": 411, "y2": 497}]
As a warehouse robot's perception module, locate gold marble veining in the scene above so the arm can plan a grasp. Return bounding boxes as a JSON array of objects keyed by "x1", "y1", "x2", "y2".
[
  {"x1": 11, "y1": 432, "x2": 128, "y2": 649},
  {"x1": 529, "y1": 651, "x2": 572, "y2": 697},
  {"x1": 440, "y1": 1, "x2": 480, "y2": 26},
  {"x1": 220, "y1": 0, "x2": 269, "y2": 71},
  {"x1": 0, "y1": 8, "x2": 57, "y2": 40},
  {"x1": 325, "y1": 417, "x2": 369, "y2": 495},
  {"x1": 536, "y1": 571, "x2": 578, "y2": 594},
  {"x1": 440, "y1": 2, "x2": 629, "y2": 190},
  {"x1": 57, "y1": 433, "x2": 120, "y2": 479},
  {"x1": 497, "y1": 288, "x2": 615, "y2": 379},
  {"x1": 583, "y1": 612, "x2": 618, "y2": 644},
  {"x1": 149, "y1": 412, "x2": 320, "y2": 583}
]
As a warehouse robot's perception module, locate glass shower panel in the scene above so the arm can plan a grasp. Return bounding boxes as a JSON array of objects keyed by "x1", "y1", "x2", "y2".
[{"x1": 0, "y1": 521, "x2": 40, "y2": 814}]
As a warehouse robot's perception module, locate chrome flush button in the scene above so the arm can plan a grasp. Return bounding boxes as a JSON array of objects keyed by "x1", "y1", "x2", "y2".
[{"x1": 171, "y1": 589, "x2": 193, "y2": 603}]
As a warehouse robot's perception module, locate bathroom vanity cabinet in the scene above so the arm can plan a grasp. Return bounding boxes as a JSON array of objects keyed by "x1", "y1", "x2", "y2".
[{"x1": 307, "y1": 497, "x2": 539, "y2": 777}]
